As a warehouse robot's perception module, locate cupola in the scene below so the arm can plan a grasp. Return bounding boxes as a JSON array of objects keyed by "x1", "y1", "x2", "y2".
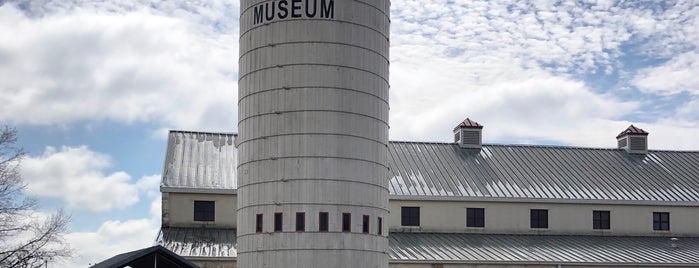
[
  {"x1": 453, "y1": 118, "x2": 483, "y2": 149},
  {"x1": 616, "y1": 125, "x2": 649, "y2": 154}
]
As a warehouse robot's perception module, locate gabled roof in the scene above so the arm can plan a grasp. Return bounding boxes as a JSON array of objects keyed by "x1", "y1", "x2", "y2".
[
  {"x1": 388, "y1": 142, "x2": 699, "y2": 204},
  {"x1": 90, "y1": 245, "x2": 199, "y2": 268},
  {"x1": 453, "y1": 118, "x2": 483, "y2": 131},
  {"x1": 389, "y1": 233, "x2": 699, "y2": 265},
  {"x1": 161, "y1": 131, "x2": 237, "y2": 194},
  {"x1": 159, "y1": 130, "x2": 699, "y2": 205},
  {"x1": 617, "y1": 124, "x2": 649, "y2": 139}
]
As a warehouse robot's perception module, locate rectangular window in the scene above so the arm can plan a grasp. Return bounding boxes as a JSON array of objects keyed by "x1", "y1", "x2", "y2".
[
  {"x1": 653, "y1": 212, "x2": 670, "y2": 231},
  {"x1": 378, "y1": 217, "x2": 383, "y2": 235},
  {"x1": 466, "y1": 208, "x2": 485, "y2": 228},
  {"x1": 255, "y1": 213, "x2": 263, "y2": 233},
  {"x1": 274, "y1": 212, "x2": 283, "y2": 232},
  {"x1": 193, "y1": 201, "x2": 215, "y2": 222},
  {"x1": 296, "y1": 212, "x2": 305, "y2": 232},
  {"x1": 401, "y1": 207, "x2": 420, "y2": 227},
  {"x1": 593, "y1": 210, "x2": 610, "y2": 230},
  {"x1": 362, "y1": 215, "x2": 370, "y2": 233},
  {"x1": 319, "y1": 212, "x2": 329, "y2": 232},
  {"x1": 342, "y1": 213, "x2": 351, "y2": 232},
  {"x1": 530, "y1": 209, "x2": 548, "y2": 229}
]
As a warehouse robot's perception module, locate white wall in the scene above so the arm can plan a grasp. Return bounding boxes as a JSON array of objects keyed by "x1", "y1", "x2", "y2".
[
  {"x1": 164, "y1": 192, "x2": 237, "y2": 228},
  {"x1": 389, "y1": 199, "x2": 699, "y2": 236}
]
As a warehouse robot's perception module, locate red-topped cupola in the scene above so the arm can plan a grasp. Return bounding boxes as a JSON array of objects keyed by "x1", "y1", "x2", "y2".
[
  {"x1": 454, "y1": 118, "x2": 483, "y2": 149},
  {"x1": 616, "y1": 124, "x2": 649, "y2": 154}
]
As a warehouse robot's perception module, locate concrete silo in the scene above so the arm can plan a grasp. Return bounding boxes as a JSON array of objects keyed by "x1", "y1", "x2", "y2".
[{"x1": 237, "y1": 0, "x2": 390, "y2": 267}]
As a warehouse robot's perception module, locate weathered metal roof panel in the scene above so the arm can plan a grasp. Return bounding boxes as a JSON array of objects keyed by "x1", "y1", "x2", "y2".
[
  {"x1": 161, "y1": 131, "x2": 237, "y2": 191},
  {"x1": 388, "y1": 233, "x2": 699, "y2": 265},
  {"x1": 157, "y1": 227, "x2": 237, "y2": 258},
  {"x1": 388, "y1": 142, "x2": 699, "y2": 203}
]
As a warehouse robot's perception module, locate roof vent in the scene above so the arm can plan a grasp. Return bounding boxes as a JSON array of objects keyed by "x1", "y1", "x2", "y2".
[
  {"x1": 616, "y1": 125, "x2": 648, "y2": 154},
  {"x1": 453, "y1": 118, "x2": 483, "y2": 149}
]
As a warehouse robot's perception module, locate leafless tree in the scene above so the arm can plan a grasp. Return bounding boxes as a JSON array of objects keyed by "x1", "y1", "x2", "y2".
[{"x1": 0, "y1": 126, "x2": 71, "y2": 268}]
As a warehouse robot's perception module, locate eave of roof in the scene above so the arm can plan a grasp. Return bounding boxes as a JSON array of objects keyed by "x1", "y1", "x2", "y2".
[
  {"x1": 158, "y1": 228, "x2": 699, "y2": 265},
  {"x1": 388, "y1": 233, "x2": 699, "y2": 265}
]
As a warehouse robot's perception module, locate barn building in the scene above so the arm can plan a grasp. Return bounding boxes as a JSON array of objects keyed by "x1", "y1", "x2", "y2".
[
  {"x1": 157, "y1": 121, "x2": 699, "y2": 268},
  {"x1": 155, "y1": 0, "x2": 699, "y2": 267}
]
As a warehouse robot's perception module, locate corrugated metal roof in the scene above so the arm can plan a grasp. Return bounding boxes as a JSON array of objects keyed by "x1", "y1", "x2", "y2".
[
  {"x1": 157, "y1": 228, "x2": 699, "y2": 265},
  {"x1": 159, "y1": 130, "x2": 699, "y2": 204},
  {"x1": 388, "y1": 142, "x2": 699, "y2": 204},
  {"x1": 389, "y1": 233, "x2": 699, "y2": 265},
  {"x1": 161, "y1": 131, "x2": 237, "y2": 193},
  {"x1": 157, "y1": 227, "x2": 237, "y2": 259}
]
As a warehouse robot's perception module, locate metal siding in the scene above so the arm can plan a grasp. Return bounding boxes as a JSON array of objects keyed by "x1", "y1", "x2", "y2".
[{"x1": 237, "y1": 1, "x2": 390, "y2": 267}]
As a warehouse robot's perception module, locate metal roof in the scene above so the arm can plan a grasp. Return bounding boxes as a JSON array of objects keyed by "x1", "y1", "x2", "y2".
[
  {"x1": 159, "y1": 130, "x2": 699, "y2": 204},
  {"x1": 388, "y1": 142, "x2": 699, "y2": 204},
  {"x1": 157, "y1": 228, "x2": 699, "y2": 265},
  {"x1": 157, "y1": 227, "x2": 237, "y2": 259},
  {"x1": 389, "y1": 233, "x2": 699, "y2": 265},
  {"x1": 161, "y1": 131, "x2": 237, "y2": 193},
  {"x1": 617, "y1": 124, "x2": 649, "y2": 138},
  {"x1": 453, "y1": 118, "x2": 483, "y2": 131}
]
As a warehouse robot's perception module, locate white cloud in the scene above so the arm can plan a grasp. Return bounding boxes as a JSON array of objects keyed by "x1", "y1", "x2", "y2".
[
  {"x1": 0, "y1": 3, "x2": 238, "y2": 132},
  {"x1": 387, "y1": 0, "x2": 699, "y2": 150},
  {"x1": 633, "y1": 51, "x2": 699, "y2": 96},
  {"x1": 389, "y1": 53, "x2": 639, "y2": 147},
  {"x1": 57, "y1": 192, "x2": 162, "y2": 267},
  {"x1": 42, "y1": 174, "x2": 162, "y2": 267},
  {"x1": 21, "y1": 146, "x2": 160, "y2": 212},
  {"x1": 61, "y1": 217, "x2": 159, "y2": 267}
]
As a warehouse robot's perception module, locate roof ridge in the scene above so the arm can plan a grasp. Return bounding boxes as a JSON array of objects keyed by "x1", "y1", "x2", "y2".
[
  {"x1": 387, "y1": 141, "x2": 699, "y2": 152},
  {"x1": 169, "y1": 129, "x2": 238, "y2": 135}
]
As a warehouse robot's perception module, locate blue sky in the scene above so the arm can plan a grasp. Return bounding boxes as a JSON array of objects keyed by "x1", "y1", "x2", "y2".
[{"x1": 1, "y1": 0, "x2": 698, "y2": 266}]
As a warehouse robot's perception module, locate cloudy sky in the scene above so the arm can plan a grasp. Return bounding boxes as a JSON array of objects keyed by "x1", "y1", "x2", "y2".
[{"x1": 1, "y1": 0, "x2": 698, "y2": 266}]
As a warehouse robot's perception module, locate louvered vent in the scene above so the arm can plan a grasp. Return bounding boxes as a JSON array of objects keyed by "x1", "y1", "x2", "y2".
[
  {"x1": 454, "y1": 117, "x2": 483, "y2": 149},
  {"x1": 462, "y1": 130, "x2": 481, "y2": 145},
  {"x1": 629, "y1": 136, "x2": 646, "y2": 151},
  {"x1": 616, "y1": 125, "x2": 648, "y2": 154},
  {"x1": 618, "y1": 138, "x2": 627, "y2": 148}
]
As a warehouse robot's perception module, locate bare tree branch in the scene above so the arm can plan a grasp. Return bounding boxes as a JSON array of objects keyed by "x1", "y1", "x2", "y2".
[{"x1": 0, "y1": 126, "x2": 72, "y2": 267}]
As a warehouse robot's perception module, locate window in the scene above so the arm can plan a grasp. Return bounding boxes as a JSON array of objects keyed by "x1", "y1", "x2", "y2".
[
  {"x1": 193, "y1": 201, "x2": 215, "y2": 222},
  {"x1": 274, "y1": 212, "x2": 283, "y2": 232},
  {"x1": 377, "y1": 217, "x2": 383, "y2": 235},
  {"x1": 342, "y1": 213, "x2": 351, "y2": 232},
  {"x1": 401, "y1": 207, "x2": 420, "y2": 226},
  {"x1": 530, "y1": 209, "x2": 548, "y2": 229},
  {"x1": 255, "y1": 213, "x2": 263, "y2": 233},
  {"x1": 362, "y1": 215, "x2": 370, "y2": 233},
  {"x1": 466, "y1": 208, "x2": 485, "y2": 228},
  {"x1": 319, "y1": 212, "x2": 329, "y2": 232},
  {"x1": 653, "y1": 212, "x2": 670, "y2": 231},
  {"x1": 593, "y1": 210, "x2": 610, "y2": 230},
  {"x1": 296, "y1": 212, "x2": 305, "y2": 232}
]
